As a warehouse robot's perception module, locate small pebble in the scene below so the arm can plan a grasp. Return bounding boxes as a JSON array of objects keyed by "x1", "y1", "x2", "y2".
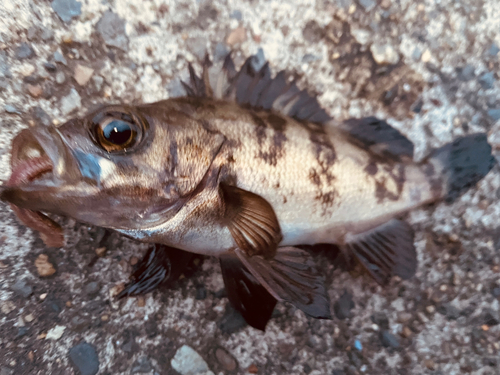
[
  {"x1": 333, "y1": 291, "x2": 354, "y2": 320},
  {"x1": 488, "y1": 43, "x2": 499, "y2": 57},
  {"x1": 195, "y1": 285, "x2": 207, "y2": 300},
  {"x1": 130, "y1": 256, "x2": 138, "y2": 266},
  {"x1": 171, "y1": 345, "x2": 211, "y2": 375},
  {"x1": 424, "y1": 359, "x2": 435, "y2": 370},
  {"x1": 479, "y1": 71, "x2": 495, "y2": 89},
  {"x1": 24, "y1": 313, "x2": 35, "y2": 322},
  {"x1": 53, "y1": 51, "x2": 67, "y2": 65},
  {"x1": 5, "y1": 105, "x2": 21, "y2": 115},
  {"x1": 60, "y1": 88, "x2": 81, "y2": 115},
  {"x1": 247, "y1": 364, "x2": 258, "y2": 374},
  {"x1": 358, "y1": 0, "x2": 376, "y2": 11},
  {"x1": 56, "y1": 71, "x2": 66, "y2": 84},
  {"x1": 16, "y1": 43, "x2": 35, "y2": 60},
  {"x1": 27, "y1": 84, "x2": 43, "y2": 98},
  {"x1": 85, "y1": 282, "x2": 100, "y2": 296},
  {"x1": 35, "y1": 254, "x2": 56, "y2": 277},
  {"x1": 380, "y1": 330, "x2": 400, "y2": 349},
  {"x1": 44, "y1": 62, "x2": 57, "y2": 72},
  {"x1": 96, "y1": 11, "x2": 129, "y2": 51},
  {"x1": 69, "y1": 342, "x2": 99, "y2": 375},
  {"x1": 74, "y1": 64, "x2": 94, "y2": 86},
  {"x1": 226, "y1": 26, "x2": 247, "y2": 46},
  {"x1": 131, "y1": 356, "x2": 153, "y2": 374},
  {"x1": 33, "y1": 106, "x2": 52, "y2": 127},
  {"x1": 137, "y1": 297, "x2": 145, "y2": 307},
  {"x1": 370, "y1": 43, "x2": 399, "y2": 65},
  {"x1": 421, "y1": 49, "x2": 431, "y2": 63},
  {"x1": 51, "y1": 0, "x2": 82, "y2": 23},
  {"x1": 46, "y1": 325, "x2": 65, "y2": 340},
  {"x1": 215, "y1": 347, "x2": 237, "y2": 371},
  {"x1": 354, "y1": 339, "x2": 363, "y2": 351},
  {"x1": 426, "y1": 305, "x2": 435, "y2": 314},
  {"x1": 95, "y1": 247, "x2": 107, "y2": 257},
  {"x1": 28, "y1": 351, "x2": 34, "y2": 362},
  {"x1": 11, "y1": 279, "x2": 33, "y2": 298},
  {"x1": 1, "y1": 301, "x2": 16, "y2": 314},
  {"x1": 401, "y1": 326, "x2": 412, "y2": 338},
  {"x1": 219, "y1": 305, "x2": 247, "y2": 334},
  {"x1": 487, "y1": 109, "x2": 500, "y2": 122},
  {"x1": 483, "y1": 308, "x2": 499, "y2": 326}
]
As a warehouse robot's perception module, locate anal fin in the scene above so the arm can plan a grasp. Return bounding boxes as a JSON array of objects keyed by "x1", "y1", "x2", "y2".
[
  {"x1": 220, "y1": 253, "x2": 277, "y2": 331},
  {"x1": 235, "y1": 247, "x2": 331, "y2": 319},
  {"x1": 344, "y1": 219, "x2": 417, "y2": 285}
]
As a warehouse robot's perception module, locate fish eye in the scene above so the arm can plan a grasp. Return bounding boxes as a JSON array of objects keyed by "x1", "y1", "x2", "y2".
[{"x1": 94, "y1": 115, "x2": 142, "y2": 152}]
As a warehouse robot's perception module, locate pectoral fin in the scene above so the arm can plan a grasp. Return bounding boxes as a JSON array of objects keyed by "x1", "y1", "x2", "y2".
[
  {"x1": 117, "y1": 244, "x2": 193, "y2": 298},
  {"x1": 221, "y1": 184, "x2": 282, "y2": 257},
  {"x1": 344, "y1": 219, "x2": 417, "y2": 285},
  {"x1": 234, "y1": 247, "x2": 331, "y2": 319},
  {"x1": 220, "y1": 253, "x2": 277, "y2": 331}
]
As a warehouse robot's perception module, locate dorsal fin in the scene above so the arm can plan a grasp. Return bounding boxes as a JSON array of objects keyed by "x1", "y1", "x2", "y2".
[
  {"x1": 341, "y1": 117, "x2": 414, "y2": 161},
  {"x1": 181, "y1": 52, "x2": 331, "y2": 125}
]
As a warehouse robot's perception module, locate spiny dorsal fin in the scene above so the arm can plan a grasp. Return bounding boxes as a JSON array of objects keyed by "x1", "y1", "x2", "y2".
[
  {"x1": 181, "y1": 52, "x2": 331, "y2": 125},
  {"x1": 341, "y1": 117, "x2": 414, "y2": 161}
]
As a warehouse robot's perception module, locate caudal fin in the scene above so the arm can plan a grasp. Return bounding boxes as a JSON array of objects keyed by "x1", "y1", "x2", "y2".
[{"x1": 427, "y1": 133, "x2": 496, "y2": 203}]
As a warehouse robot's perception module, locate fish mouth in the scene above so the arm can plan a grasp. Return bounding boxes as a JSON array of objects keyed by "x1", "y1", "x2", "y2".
[{"x1": 1, "y1": 126, "x2": 82, "y2": 247}]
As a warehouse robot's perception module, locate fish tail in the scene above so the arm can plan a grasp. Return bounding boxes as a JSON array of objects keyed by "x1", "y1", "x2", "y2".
[{"x1": 425, "y1": 133, "x2": 496, "y2": 203}]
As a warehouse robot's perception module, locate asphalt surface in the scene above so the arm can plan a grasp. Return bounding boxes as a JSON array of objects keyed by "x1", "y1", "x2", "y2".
[{"x1": 0, "y1": 0, "x2": 499, "y2": 374}]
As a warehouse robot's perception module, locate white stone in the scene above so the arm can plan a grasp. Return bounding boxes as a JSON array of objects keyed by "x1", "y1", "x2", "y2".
[
  {"x1": 46, "y1": 325, "x2": 66, "y2": 340},
  {"x1": 370, "y1": 43, "x2": 400, "y2": 65},
  {"x1": 171, "y1": 345, "x2": 212, "y2": 375}
]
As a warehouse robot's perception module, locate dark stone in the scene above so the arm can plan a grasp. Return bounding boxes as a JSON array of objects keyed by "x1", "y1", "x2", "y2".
[
  {"x1": 214, "y1": 288, "x2": 227, "y2": 299},
  {"x1": 85, "y1": 282, "x2": 100, "y2": 296},
  {"x1": 23, "y1": 75, "x2": 40, "y2": 84},
  {"x1": 195, "y1": 285, "x2": 207, "y2": 300},
  {"x1": 32, "y1": 106, "x2": 52, "y2": 127},
  {"x1": 70, "y1": 315, "x2": 90, "y2": 332},
  {"x1": 0, "y1": 51, "x2": 11, "y2": 78},
  {"x1": 483, "y1": 309, "x2": 499, "y2": 326},
  {"x1": 482, "y1": 357, "x2": 498, "y2": 367},
  {"x1": 380, "y1": 330, "x2": 400, "y2": 349},
  {"x1": 411, "y1": 98, "x2": 423, "y2": 113},
  {"x1": 250, "y1": 48, "x2": 266, "y2": 72},
  {"x1": 219, "y1": 305, "x2": 247, "y2": 334},
  {"x1": 96, "y1": 11, "x2": 129, "y2": 51},
  {"x1": 16, "y1": 43, "x2": 35, "y2": 60},
  {"x1": 492, "y1": 287, "x2": 500, "y2": 297},
  {"x1": 51, "y1": 0, "x2": 82, "y2": 23},
  {"x1": 11, "y1": 278, "x2": 33, "y2": 298},
  {"x1": 121, "y1": 330, "x2": 139, "y2": 353},
  {"x1": 332, "y1": 370, "x2": 346, "y2": 375},
  {"x1": 302, "y1": 20, "x2": 324, "y2": 43},
  {"x1": 347, "y1": 350, "x2": 363, "y2": 368},
  {"x1": 44, "y1": 62, "x2": 57, "y2": 72},
  {"x1": 333, "y1": 291, "x2": 354, "y2": 320},
  {"x1": 371, "y1": 312, "x2": 389, "y2": 329},
  {"x1": 131, "y1": 356, "x2": 153, "y2": 374},
  {"x1": 196, "y1": 4, "x2": 218, "y2": 30},
  {"x1": 456, "y1": 65, "x2": 475, "y2": 81},
  {"x1": 42, "y1": 84, "x2": 54, "y2": 99},
  {"x1": 478, "y1": 72, "x2": 495, "y2": 89},
  {"x1": 303, "y1": 363, "x2": 312, "y2": 374},
  {"x1": 437, "y1": 303, "x2": 460, "y2": 320},
  {"x1": 16, "y1": 326, "x2": 29, "y2": 338},
  {"x1": 302, "y1": 54, "x2": 321, "y2": 63},
  {"x1": 44, "y1": 296, "x2": 63, "y2": 314},
  {"x1": 69, "y1": 342, "x2": 99, "y2": 375}
]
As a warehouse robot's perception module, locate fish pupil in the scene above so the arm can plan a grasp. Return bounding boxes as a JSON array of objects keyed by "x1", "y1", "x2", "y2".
[{"x1": 103, "y1": 120, "x2": 132, "y2": 145}]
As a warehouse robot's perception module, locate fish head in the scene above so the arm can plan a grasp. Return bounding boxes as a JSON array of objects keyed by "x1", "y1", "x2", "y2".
[{"x1": 1, "y1": 102, "x2": 225, "y2": 230}]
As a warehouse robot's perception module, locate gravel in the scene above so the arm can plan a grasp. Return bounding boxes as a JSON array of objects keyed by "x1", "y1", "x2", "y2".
[
  {"x1": 11, "y1": 278, "x2": 33, "y2": 298},
  {"x1": 0, "y1": 0, "x2": 500, "y2": 374}
]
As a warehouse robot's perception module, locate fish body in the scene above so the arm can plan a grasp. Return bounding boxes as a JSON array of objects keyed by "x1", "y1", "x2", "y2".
[{"x1": 1, "y1": 54, "x2": 496, "y2": 329}]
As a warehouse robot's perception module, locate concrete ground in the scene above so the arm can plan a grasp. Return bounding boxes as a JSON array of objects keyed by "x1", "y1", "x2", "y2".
[{"x1": 0, "y1": 0, "x2": 499, "y2": 374}]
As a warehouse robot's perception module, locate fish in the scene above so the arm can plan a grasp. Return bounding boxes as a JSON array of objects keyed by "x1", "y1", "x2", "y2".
[{"x1": 0, "y1": 53, "x2": 496, "y2": 330}]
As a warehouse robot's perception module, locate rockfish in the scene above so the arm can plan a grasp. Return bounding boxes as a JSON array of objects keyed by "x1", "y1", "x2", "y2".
[{"x1": 1, "y1": 54, "x2": 495, "y2": 330}]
